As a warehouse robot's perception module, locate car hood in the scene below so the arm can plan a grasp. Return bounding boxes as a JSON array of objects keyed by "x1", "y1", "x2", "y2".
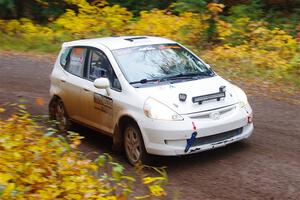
[{"x1": 135, "y1": 76, "x2": 239, "y2": 114}]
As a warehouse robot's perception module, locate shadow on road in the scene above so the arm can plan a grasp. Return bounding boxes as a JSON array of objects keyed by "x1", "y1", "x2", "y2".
[{"x1": 153, "y1": 142, "x2": 251, "y2": 168}]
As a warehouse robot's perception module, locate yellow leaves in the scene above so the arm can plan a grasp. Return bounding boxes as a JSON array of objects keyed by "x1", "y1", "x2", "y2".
[
  {"x1": 0, "y1": 173, "x2": 13, "y2": 185},
  {"x1": 129, "y1": 10, "x2": 208, "y2": 46},
  {"x1": 1, "y1": 0, "x2": 132, "y2": 46},
  {"x1": 0, "y1": 107, "x2": 168, "y2": 199},
  {"x1": 61, "y1": 180, "x2": 77, "y2": 191},
  {"x1": 215, "y1": 15, "x2": 298, "y2": 58},
  {"x1": 25, "y1": 173, "x2": 44, "y2": 184},
  {"x1": 0, "y1": 175, "x2": 15, "y2": 198},
  {"x1": 66, "y1": 193, "x2": 82, "y2": 200},
  {"x1": 0, "y1": 0, "x2": 297, "y2": 76},
  {"x1": 2, "y1": 140, "x2": 20, "y2": 150},
  {"x1": 207, "y1": 3, "x2": 225, "y2": 13},
  {"x1": 36, "y1": 187, "x2": 63, "y2": 200},
  {"x1": 210, "y1": 13, "x2": 299, "y2": 81},
  {"x1": 217, "y1": 20, "x2": 233, "y2": 40},
  {"x1": 68, "y1": 131, "x2": 84, "y2": 148},
  {"x1": 204, "y1": 45, "x2": 277, "y2": 68},
  {"x1": 148, "y1": 185, "x2": 166, "y2": 197},
  {"x1": 55, "y1": 0, "x2": 132, "y2": 37},
  {"x1": 142, "y1": 177, "x2": 165, "y2": 184},
  {"x1": 116, "y1": 194, "x2": 126, "y2": 200},
  {"x1": 134, "y1": 166, "x2": 168, "y2": 199},
  {"x1": 234, "y1": 17, "x2": 251, "y2": 27},
  {"x1": 2, "y1": 183, "x2": 15, "y2": 197},
  {"x1": 35, "y1": 97, "x2": 45, "y2": 106},
  {"x1": 0, "y1": 19, "x2": 21, "y2": 35}
]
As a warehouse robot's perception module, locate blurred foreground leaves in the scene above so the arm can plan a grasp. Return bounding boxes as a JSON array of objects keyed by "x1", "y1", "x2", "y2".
[{"x1": 0, "y1": 105, "x2": 167, "y2": 199}]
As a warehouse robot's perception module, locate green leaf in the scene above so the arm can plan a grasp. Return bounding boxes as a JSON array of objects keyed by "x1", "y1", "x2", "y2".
[{"x1": 96, "y1": 155, "x2": 106, "y2": 167}]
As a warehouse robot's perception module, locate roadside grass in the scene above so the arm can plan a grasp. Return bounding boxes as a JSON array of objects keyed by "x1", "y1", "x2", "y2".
[
  {"x1": 204, "y1": 58, "x2": 300, "y2": 94},
  {"x1": 0, "y1": 33, "x2": 60, "y2": 53}
]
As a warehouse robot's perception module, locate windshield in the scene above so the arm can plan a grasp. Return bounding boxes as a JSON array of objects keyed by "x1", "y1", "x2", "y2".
[{"x1": 112, "y1": 44, "x2": 214, "y2": 85}]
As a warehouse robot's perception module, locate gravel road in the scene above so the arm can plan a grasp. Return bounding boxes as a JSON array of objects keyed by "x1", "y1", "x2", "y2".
[{"x1": 0, "y1": 52, "x2": 299, "y2": 199}]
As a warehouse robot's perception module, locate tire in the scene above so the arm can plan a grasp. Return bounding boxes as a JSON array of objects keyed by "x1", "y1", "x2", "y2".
[
  {"x1": 52, "y1": 99, "x2": 71, "y2": 132},
  {"x1": 123, "y1": 123, "x2": 151, "y2": 165}
]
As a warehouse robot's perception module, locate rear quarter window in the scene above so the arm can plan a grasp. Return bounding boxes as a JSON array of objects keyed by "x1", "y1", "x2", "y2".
[
  {"x1": 65, "y1": 47, "x2": 87, "y2": 77},
  {"x1": 59, "y1": 47, "x2": 71, "y2": 67}
]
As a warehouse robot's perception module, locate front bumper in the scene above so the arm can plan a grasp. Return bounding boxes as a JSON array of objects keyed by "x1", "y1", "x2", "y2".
[{"x1": 138, "y1": 102, "x2": 254, "y2": 156}]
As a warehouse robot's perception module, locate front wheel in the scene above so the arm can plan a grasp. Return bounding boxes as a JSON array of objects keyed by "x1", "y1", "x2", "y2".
[{"x1": 124, "y1": 123, "x2": 150, "y2": 165}]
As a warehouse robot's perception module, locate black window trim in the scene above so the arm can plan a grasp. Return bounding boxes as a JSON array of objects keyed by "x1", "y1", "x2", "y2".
[
  {"x1": 61, "y1": 45, "x2": 122, "y2": 92},
  {"x1": 59, "y1": 46, "x2": 72, "y2": 68}
]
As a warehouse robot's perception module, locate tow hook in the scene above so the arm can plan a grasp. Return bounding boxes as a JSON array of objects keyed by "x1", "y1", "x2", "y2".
[
  {"x1": 185, "y1": 131, "x2": 197, "y2": 153},
  {"x1": 185, "y1": 122, "x2": 198, "y2": 153}
]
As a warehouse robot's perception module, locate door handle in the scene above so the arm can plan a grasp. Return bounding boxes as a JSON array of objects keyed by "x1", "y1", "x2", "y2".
[
  {"x1": 83, "y1": 88, "x2": 90, "y2": 92},
  {"x1": 60, "y1": 78, "x2": 66, "y2": 83}
]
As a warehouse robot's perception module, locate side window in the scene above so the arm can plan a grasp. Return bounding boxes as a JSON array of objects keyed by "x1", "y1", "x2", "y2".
[
  {"x1": 88, "y1": 50, "x2": 121, "y2": 91},
  {"x1": 88, "y1": 51, "x2": 107, "y2": 81},
  {"x1": 59, "y1": 47, "x2": 71, "y2": 67},
  {"x1": 65, "y1": 47, "x2": 87, "y2": 77}
]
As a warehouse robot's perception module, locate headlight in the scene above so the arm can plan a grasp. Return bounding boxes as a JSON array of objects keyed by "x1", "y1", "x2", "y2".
[
  {"x1": 143, "y1": 98, "x2": 183, "y2": 121},
  {"x1": 231, "y1": 84, "x2": 248, "y2": 105}
]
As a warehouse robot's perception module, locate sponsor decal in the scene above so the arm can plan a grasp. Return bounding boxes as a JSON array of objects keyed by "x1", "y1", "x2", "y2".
[{"x1": 94, "y1": 93, "x2": 113, "y2": 114}]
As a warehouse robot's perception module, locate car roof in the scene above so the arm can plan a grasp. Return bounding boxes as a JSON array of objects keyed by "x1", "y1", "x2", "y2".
[{"x1": 62, "y1": 36, "x2": 177, "y2": 50}]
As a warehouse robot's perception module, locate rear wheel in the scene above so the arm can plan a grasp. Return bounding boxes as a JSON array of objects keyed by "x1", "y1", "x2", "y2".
[
  {"x1": 124, "y1": 123, "x2": 150, "y2": 165},
  {"x1": 53, "y1": 99, "x2": 70, "y2": 132}
]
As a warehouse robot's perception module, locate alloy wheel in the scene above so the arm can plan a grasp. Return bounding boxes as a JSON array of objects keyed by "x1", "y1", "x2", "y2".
[{"x1": 124, "y1": 126, "x2": 142, "y2": 164}]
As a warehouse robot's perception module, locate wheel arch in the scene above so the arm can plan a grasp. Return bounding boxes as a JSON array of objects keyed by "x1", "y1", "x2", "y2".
[{"x1": 113, "y1": 114, "x2": 142, "y2": 151}]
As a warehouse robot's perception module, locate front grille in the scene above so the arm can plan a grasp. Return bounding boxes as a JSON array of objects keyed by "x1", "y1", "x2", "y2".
[
  {"x1": 191, "y1": 128, "x2": 243, "y2": 147},
  {"x1": 187, "y1": 104, "x2": 236, "y2": 120}
]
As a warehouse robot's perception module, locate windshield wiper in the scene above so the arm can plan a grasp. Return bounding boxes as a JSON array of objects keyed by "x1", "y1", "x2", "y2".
[
  {"x1": 130, "y1": 72, "x2": 214, "y2": 85},
  {"x1": 129, "y1": 78, "x2": 159, "y2": 84},
  {"x1": 159, "y1": 72, "x2": 212, "y2": 82}
]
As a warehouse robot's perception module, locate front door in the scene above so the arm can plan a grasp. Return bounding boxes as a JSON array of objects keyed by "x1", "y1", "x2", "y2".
[{"x1": 80, "y1": 48, "x2": 122, "y2": 134}]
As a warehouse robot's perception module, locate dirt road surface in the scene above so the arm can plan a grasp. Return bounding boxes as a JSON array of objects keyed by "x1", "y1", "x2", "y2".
[{"x1": 1, "y1": 52, "x2": 300, "y2": 199}]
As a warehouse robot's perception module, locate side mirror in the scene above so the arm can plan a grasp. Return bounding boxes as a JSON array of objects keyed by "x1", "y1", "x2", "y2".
[{"x1": 94, "y1": 78, "x2": 110, "y2": 89}]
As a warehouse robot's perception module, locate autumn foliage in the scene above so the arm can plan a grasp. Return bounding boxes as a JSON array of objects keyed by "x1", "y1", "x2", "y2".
[
  {"x1": 0, "y1": 106, "x2": 167, "y2": 199},
  {"x1": 0, "y1": 0, "x2": 299, "y2": 88}
]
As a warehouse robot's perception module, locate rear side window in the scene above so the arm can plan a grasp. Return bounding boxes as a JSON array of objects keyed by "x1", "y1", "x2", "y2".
[
  {"x1": 59, "y1": 47, "x2": 71, "y2": 67},
  {"x1": 65, "y1": 47, "x2": 87, "y2": 77}
]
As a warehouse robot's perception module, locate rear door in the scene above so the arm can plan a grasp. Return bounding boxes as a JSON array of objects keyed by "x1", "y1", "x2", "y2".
[{"x1": 59, "y1": 46, "x2": 88, "y2": 121}]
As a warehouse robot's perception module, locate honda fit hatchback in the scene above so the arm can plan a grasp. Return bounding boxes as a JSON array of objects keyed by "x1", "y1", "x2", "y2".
[{"x1": 49, "y1": 36, "x2": 254, "y2": 165}]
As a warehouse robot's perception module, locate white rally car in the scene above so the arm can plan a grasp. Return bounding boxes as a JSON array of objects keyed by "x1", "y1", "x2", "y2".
[{"x1": 49, "y1": 36, "x2": 254, "y2": 165}]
